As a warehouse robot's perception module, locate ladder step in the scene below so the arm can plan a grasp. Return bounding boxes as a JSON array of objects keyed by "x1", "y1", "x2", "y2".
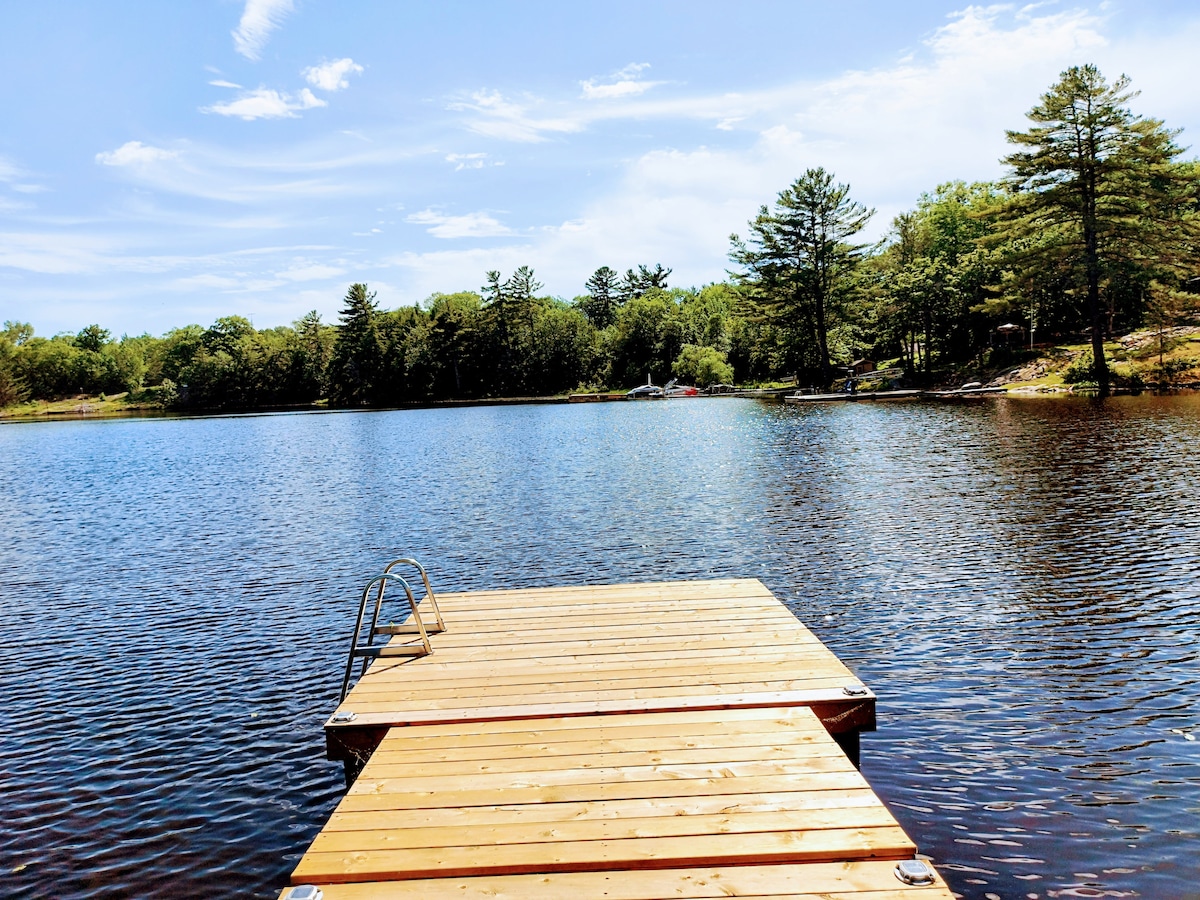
[
  {"x1": 352, "y1": 644, "x2": 430, "y2": 659},
  {"x1": 375, "y1": 624, "x2": 446, "y2": 635}
]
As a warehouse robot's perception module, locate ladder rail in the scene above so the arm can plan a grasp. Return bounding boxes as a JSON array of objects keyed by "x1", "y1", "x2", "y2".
[
  {"x1": 340, "y1": 572, "x2": 431, "y2": 702},
  {"x1": 376, "y1": 557, "x2": 446, "y2": 634}
]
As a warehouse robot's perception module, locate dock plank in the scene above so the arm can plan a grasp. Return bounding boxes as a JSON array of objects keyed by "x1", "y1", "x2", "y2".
[
  {"x1": 284, "y1": 859, "x2": 950, "y2": 898},
  {"x1": 292, "y1": 826, "x2": 917, "y2": 882}
]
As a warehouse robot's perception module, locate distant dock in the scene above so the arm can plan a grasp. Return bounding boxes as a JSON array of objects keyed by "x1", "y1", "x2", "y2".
[
  {"x1": 786, "y1": 386, "x2": 1007, "y2": 404},
  {"x1": 786, "y1": 390, "x2": 923, "y2": 403},
  {"x1": 282, "y1": 578, "x2": 952, "y2": 898}
]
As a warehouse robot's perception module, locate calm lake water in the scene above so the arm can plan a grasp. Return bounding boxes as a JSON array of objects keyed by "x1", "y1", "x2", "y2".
[{"x1": 1, "y1": 396, "x2": 1198, "y2": 899}]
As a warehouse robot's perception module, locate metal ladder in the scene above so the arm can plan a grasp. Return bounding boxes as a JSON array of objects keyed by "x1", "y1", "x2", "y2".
[{"x1": 339, "y1": 558, "x2": 446, "y2": 701}]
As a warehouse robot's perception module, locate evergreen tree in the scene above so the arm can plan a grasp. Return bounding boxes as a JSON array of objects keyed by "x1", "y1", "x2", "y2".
[
  {"x1": 999, "y1": 64, "x2": 1196, "y2": 394},
  {"x1": 427, "y1": 292, "x2": 481, "y2": 397},
  {"x1": 581, "y1": 266, "x2": 620, "y2": 328},
  {"x1": 730, "y1": 168, "x2": 873, "y2": 385},
  {"x1": 330, "y1": 283, "x2": 381, "y2": 405},
  {"x1": 617, "y1": 263, "x2": 672, "y2": 302},
  {"x1": 292, "y1": 310, "x2": 333, "y2": 400}
]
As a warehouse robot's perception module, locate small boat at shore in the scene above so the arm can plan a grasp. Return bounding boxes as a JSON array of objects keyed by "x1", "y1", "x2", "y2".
[{"x1": 626, "y1": 382, "x2": 665, "y2": 399}]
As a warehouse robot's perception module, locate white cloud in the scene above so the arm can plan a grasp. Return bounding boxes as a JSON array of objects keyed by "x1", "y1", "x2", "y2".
[
  {"x1": 95, "y1": 141, "x2": 178, "y2": 166},
  {"x1": 445, "y1": 152, "x2": 503, "y2": 171},
  {"x1": 304, "y1": 58, "x2": 363, "y2": 92},
  {"x1": 232, "y1": 0, "x2": 294, "y2": 61},
  {"x1": 203, "y1": 87, "x2": 326, "y2": 120},
  {"x1": 209, "y1": 79, "x2": 243, "y2": 89},
  {"x1": 581, "y1": 62, "x2": 660, "y2": 100},
  {"x1": 406, "y1": 209, "x2": 512, "y2": 239}
]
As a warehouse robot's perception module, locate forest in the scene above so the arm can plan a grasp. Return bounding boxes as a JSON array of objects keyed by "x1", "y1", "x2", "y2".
[{"x1": 3, "y1": 65, "x2": 1198, "y2": 410}]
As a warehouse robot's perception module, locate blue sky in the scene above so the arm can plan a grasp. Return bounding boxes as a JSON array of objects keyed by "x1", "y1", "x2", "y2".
[{"x1": 3, "y1": 1, "x2": 1200, "y2": 337}]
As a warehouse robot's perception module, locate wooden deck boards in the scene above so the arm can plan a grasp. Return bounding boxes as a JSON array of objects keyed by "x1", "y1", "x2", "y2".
[
  {"x1": 284, "y1": 579, "x2": 951, "y2": 899},
  {"x1": 325, "y1": 579, "x2": 874, "y2": 737},
  {"x1": 291, "y1": 860, "x2": 951, "y2": 899},
  {"x1": 292, "y1": 708, "x2": 934, "y2": 888}
]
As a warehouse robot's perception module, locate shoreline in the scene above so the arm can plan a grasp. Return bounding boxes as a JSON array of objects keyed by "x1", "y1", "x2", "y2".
[{"x1": 6, "y1": 385, "x2": 1200, "y2": 425}]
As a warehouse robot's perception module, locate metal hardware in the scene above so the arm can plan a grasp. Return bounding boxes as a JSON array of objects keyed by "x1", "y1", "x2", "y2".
[
  {"x1": 330, "y1": 711, "x2": 356, "y2": 724},
  {"x1": 373, "y1": 557, "x2": 446, "y2": 635},
  {"x1": 894, "y1": 859, "x2": 936, "y2": 885},
  {"x1": 340, "y1": 570, "x2": 434, "y2": 701},
  {"x1": 283, "y1": 887, "x2": 324, "y2": 900},
  {"x1": 843, "y1": 684, "x2": 869, "y2": 697}
]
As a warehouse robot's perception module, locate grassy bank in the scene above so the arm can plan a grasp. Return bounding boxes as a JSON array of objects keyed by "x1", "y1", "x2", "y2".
[
  {"x1": 986, "y1": 327, "x2": 1200, "y2": 392},
  {"x1": 0, "y1": 389, "x2": 172, "y2": 422}
]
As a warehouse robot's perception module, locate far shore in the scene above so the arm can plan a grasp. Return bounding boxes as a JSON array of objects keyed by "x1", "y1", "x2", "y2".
[{"x1": 7, "y1": 382, "x2": 1200, "y2": 425}]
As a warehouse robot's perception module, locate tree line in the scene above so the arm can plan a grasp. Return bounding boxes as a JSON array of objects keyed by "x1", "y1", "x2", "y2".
[{"x1": 3, "y1": 65, "x2": 1198, "y2": 409}]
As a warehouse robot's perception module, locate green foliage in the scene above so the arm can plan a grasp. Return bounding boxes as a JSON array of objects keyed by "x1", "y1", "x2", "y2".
[
  {"x1": 608, "y1": 293, "x2": 675, "y2": 387},
  {"x1": 1062, "y1": 350, "x2": 1116, "y2": 384},
  {"x1": 3, "y1": 321, "x2": 34, "y2": 345},
  {"x1": 869, "y1": 182, "x2": 1004, "y2": 381},
  {"x1": 0, "y1": 338, "x2": 25, "y2": 406},
  {"x1": 672, "y1": 344, "x2": 733, "y2": 387},
  {"x1": 75, "y1": 324, "x2": 110, "y2": 352}
]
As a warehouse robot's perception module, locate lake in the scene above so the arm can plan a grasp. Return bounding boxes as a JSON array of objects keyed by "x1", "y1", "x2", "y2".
[{"x1": 1, "y1": 396, "x2": 1198, "y2": 899}]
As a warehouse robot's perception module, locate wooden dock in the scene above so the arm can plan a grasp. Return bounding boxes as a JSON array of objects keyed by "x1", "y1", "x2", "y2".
[
  {"x1": 284, "y1": 578, "x2": 952, "y2": 899},
  {"x1": 784, "y1": 390, "x2": 923, "y2": 403}
]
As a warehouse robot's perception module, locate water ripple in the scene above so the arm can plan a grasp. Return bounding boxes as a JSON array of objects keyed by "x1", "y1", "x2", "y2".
[{"x1": 1, "y1": 396, "x2": 1198, "y2": 897}]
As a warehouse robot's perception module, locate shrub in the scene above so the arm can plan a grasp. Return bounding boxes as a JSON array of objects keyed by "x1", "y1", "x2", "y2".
[{"x1": 1062, "y1": 350, "x2": 1110, "y2": 384}]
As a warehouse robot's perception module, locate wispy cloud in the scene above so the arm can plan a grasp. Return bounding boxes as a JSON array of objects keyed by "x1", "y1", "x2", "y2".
[
  {"x1": 446, "y1": 152, "x2": 486, "y2": 170},
  {"x1": 95, "y1": 141, "x2": 179, "y2": 166},
  {"x1": 232, "y1": 0, "x2": 294, "y2": 61},
  {"x1": 448, "y1": 7, "x2": 1109, "y2": 146},
  {"x1": 445, "y1": 152, "x2": 504, "y2": 171},
  {"x1": 406, "y1": 209, "x2": 512, "y2": 238},
  {"x1": 209, "y1": 79, "x2": 243, "y2": 89},
  {"x1": 203, "y1": 87, "x2": 326, "y2": 120},
  {"x1": 447, "y1": 90, "x2": 584, "y2": 142},
  {"x1": 304, "y1": 58, "x2": 363, "y2": 92},
  {"x1": 0, "y1": 156, "x2": 22, "y2": 182},
  {"x1": 581, "y1": 63, "x2": 659, "y2": 100}
]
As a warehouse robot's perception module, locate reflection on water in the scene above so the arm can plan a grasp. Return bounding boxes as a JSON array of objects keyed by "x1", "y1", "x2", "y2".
[{"x1": 1, "y1": 396, "x2": 1198, "y2": 898}]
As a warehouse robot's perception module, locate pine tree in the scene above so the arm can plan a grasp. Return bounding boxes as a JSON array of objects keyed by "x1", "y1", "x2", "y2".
[
  {"x1": 730, "y1": 168, "x2": 873, "y2": 385},
  {"x1": 330, "y1": 283, "x2": 381, "y2": 405},
  {"x1": 617, "y1": 264, "x2": 672, "y2": 303},
  {"x1": 582, "y1": 266, "x2": 619, "y2": 328},
  {"x1": 999, "y1": 65, "x2": 1196, "y2": 395}
]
